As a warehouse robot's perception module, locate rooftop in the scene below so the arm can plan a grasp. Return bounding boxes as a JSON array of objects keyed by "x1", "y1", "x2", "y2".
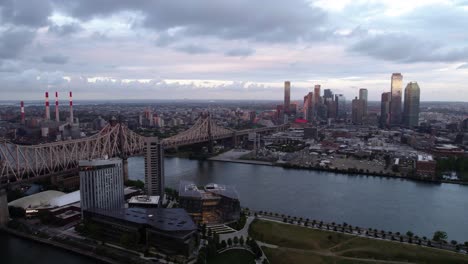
[
  {"x1": 85, "y1": 207, "x2": 197, "y2": 232},
  {"x1": 179, "y1": 181, "x2": 239, "y2": 200},
  {"x1": 129, "y1": 195, "x2": 160, "y2": 205}
]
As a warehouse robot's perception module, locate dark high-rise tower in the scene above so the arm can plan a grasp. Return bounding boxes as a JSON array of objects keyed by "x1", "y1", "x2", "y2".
[
  {"x1": 390, "y1": 73, "x2": 403, "y2": 125},
  {"x1": 145, "y1": 137, "x2": 164, "y2": 205},
  {"x1": 352, "y1": 96, "x2": 365, "y2": 125},
  {"x1": 380, "y1": 92, "x2": 391, "y2": 127},
  {"x1": 284, "y1": 81, "x2": 291, "y2": 114},
  {"x1": 403, "y1": 82, "x2": 420, "y2": 128}
]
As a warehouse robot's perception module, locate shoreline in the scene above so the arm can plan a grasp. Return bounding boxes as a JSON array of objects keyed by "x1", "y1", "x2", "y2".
[
  {"x1": 0, "y1": 227, "x2": 117, "y2": 264},
  {"x1": 203, "y1": 156, "x2": 468, "y2": 186}
]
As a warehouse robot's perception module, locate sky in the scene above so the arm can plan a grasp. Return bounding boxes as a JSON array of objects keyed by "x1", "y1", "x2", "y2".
[{"x1": 1, "y1": 0, "x2": 468, "y2": 101}]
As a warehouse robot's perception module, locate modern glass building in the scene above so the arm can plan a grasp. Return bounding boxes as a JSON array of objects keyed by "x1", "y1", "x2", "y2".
[
  {"x1": 359, "y1": 88, "x2": 368, "y2": 116},
  {"x1": 79, "y1": 158, "x2": 124, "y2": 215},
  {"x1": 380, "y1": 92, "x2": 391, "y2": 127},
  {"x1": 284, "y1": 81, "x2": 291, "y2": 114},
  {"x1": 403, "y1": 82, "x2": 421, "y2": 128},
  {"x1": 335, "y1": 94, "x2": 346, "y2": 119},
  {"x1": 390, "y1": 73, "x2": 403, "y2": 125}
]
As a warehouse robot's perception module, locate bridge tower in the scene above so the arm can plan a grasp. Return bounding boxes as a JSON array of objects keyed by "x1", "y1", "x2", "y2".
[
  {"x1": 0, "y1": 188, "x2": 9, "y2": 226},
  {"x1": 117, "y1": 117, "x2": 129, "y2": 182},
  {"x1": 207, "y1": 113, "x2": 214, "y2": 153}
]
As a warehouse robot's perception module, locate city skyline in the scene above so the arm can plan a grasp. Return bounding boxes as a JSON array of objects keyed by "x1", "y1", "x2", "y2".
[{"x1": 0, "y1": 1, "x2": 467, "y2": 101}]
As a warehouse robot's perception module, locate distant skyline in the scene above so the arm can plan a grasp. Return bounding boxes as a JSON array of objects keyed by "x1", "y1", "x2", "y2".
[{"x1": 1, "y1": 0, "x2": 468, "y2": 101}]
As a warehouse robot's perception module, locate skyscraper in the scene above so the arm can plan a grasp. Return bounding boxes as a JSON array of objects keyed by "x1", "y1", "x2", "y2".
[
  {"x1": 145, "y1": 137, "x2": 165, "y2": 203},
  {"x1": 352, "y1": 97, "x2": 365, "y2": 125},
  {"x1": 335, "y1": 94, "x2": 346, "y2": 119},
  {"x1": 324, "y1": 89, "x2": 333, "y2": 100},
  {"x1": 380, "y1": 92, "x2": 391, "y2": 128},
  {"x1": 314, "y1": 85, "x2": 321, "y2": 106},
  {"x1": 303, "y1": 92, "x2": 313, "y2": 122},
  {"x1": 359, "y1": 88, "x2": 368, "y2": 116},
  {"x1": 390, "y1": 73, "x2": 403, "y2": 125},
  {"x1": 284, "y1": 81, "x2": 291, "y2": 114},
  {"x1": 79, "y1": 158, "x2": 124, "y2": 215},
  {"x1": 403, "y1": 82, "x2": 421, "y2": 128}
]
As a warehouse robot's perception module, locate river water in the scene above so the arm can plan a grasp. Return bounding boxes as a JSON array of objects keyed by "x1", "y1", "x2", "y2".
[
  {"x1": 3, "y1": 156, "x2": 468, "y2": 263},
  {"x1": 130, "y1": 157, "x2": 468, "y2": 242}
]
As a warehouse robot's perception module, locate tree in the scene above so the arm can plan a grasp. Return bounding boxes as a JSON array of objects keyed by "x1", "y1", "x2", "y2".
[
  {"x1": 240, "y1": 236, "x2": 244, "y2": 246},
  {"x1": 451, "y1": 240, "x2": 458, "y2": 246},
  {"x1": 433, "y1": 231, "x2": 448, "y2": 242},
  {"x1": 406, "y1": 231, "x2": 414, "y2": 238},
  {"x1": 221, "y1": 240, "x2": 227, "y2": 248},
  {"x1": 233, "y1": 236, "x2": 239, "y2": 245},
  {"x1": 227, "y1": 238, "x2": 233, "y2": 247}
]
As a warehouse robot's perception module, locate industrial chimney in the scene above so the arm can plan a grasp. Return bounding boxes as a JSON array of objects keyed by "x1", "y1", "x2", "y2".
[
  {"x1": 69, "y1": 91, "x2": 74, "y2": 124},
  {"x1": 20, "y1": 101, "x2": 25, "y2": 124},
  {"x1": 45, "y1": 92, "x2": 50, "y2": 120},
  {"x1": 55, "y1": 91, "x2": 59, "y2": 122}
]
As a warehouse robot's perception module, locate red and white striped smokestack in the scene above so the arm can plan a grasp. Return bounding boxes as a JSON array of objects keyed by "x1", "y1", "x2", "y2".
[
  {"x1": 55, "y1": 91, "x2": 59, "y2": 122},
  {"x1": 69, "y1": 91, "x2": 74, "y2": 123},
  {"x1": 45, "y1": 92, "x2": 50, "y2": 120},
  {"x1": 20, "y1": 101, "x2": 25, "y2": 124}
]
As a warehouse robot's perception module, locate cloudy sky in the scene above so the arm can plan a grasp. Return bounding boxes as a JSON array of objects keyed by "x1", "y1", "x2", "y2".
[{"x1": 1, "y1": 0, "x2": 468, "y2": 101}]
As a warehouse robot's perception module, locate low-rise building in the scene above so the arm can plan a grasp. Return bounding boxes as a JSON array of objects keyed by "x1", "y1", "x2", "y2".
[
  {"x1": 416, "y1": 155, "x2": 437, "y2": 179},
  {"x1": 179, "y1": 181, "x2": 240, "y2": 224},
  {"x1": 83, "y1": 207, "x2": 198, "y2": 257}
]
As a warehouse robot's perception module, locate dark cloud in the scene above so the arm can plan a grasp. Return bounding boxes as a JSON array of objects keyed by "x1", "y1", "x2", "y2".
[
  {"x1": 0, "y1": 0, "x2": 52, "y2": 27},
  {"x1": 48, "y1": 22, "x2": 83, "y2": 36},
  {"x1": 349, "y1": 33, "x2": 468, "y2": 63},
  {"x1": 41, "y1": 54, "x2": 69, "y2": 64},
  {"x1": 224, "y1": 47, "x2": 255, "y2": 57},
  {"x1": 174, "y1": 44, "x2": 212, "y2": 54},
  {"x1": 53, "y1": 0, "x2": 328, "y2": 43},
  {"x1": 0, "y1": 28, "x2": 35, "y2": 59}
]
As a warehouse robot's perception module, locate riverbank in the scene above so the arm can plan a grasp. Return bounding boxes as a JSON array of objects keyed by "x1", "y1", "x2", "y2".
[
  {"x1": 207, "y1": 150, "x2": 468, "y2": 186},
  {"x1": 0, "y1": 227, "x2": 116, "y2": 264}
]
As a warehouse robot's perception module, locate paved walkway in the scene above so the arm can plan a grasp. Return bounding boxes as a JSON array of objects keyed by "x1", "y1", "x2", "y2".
[{"x1": 219, "y1": 216, "x2": 255, "y2": 242}]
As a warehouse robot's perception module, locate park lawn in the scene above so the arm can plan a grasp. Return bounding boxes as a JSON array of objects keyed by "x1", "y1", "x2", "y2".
[
  {"x1": 208, "y1": 249, "x2": 256, "y2": 264},
  {"x1": 249, "y1": 219, "x2": 354, "y2": 250},
  {"x1": 331, "y1": 237, "x2": 468, "y2": 264},
  {"x1": 262, "y1": 247, "x2": 370, "y2": 264}
]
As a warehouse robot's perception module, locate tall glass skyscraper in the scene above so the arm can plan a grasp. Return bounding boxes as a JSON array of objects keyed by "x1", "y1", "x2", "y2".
[
  {"x1": 380, "y1": 92, "x2": 391, "y2": 128},
  {"x1": 403, "y1": 82, "x2": 420, "y2": 127},
  {"x1": 284, "y1": 81, "x2": 291, "y2": 114},
  {"x1": 335, "y1": 94, "x2": 346, "y2": 119},
  {"x1": 390, "y1": 73, "x2": 403, "y2": 125},
  {"x1": 359, "y1": 88, "x2": 368, "y2": 116}
]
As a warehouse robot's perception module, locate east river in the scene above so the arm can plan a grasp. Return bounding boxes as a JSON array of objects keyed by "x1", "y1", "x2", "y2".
[{"x1": 3, "y1": 157, "x2": 468, "y2": 263}]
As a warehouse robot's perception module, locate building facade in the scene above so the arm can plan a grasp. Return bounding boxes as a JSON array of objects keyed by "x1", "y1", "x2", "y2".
[
  {"x1": 390, "y1": 73, "x2": 403, "y2": 125},
  {"x1": 403, "y1": 82, "x2": 420, "y2": 128},
  {"x1": 359, "y1": 88, "x2": 368, "y2": 116},
  {"x1": 83, "y1": 208, "x2": 199, "y2": 257},
  {"x1": 380, "y1": 92, "x2": 391, "y2": 127},
  {"x1": 145, "y1": 137, "x2": 164, "y2": 202},
  {"x1": 79, "y1": 158, "x2": 124, "y2": 214},
  {"x1": 351, "y1": 97, "x2": 365, "y2": 125},
  {"x1": 284, "y1": 81, "x2": 291, "y2": 114},
  {"x1": 335, "y1": 94, "x2": 346, "y2": 119},
  {"x1": 179, "y1": 181, "x2": 240, "y2": 224}
]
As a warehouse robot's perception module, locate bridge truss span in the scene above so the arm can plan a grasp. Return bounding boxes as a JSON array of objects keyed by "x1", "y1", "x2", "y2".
[{"x1": 0, "y1": 124, "x2": 145, "y2": 185}]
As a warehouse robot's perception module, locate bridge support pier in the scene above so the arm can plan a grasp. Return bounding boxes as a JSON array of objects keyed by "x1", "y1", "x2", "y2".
[{"x1": 0, "y1": 188, "x2": 9, "y2": 226}]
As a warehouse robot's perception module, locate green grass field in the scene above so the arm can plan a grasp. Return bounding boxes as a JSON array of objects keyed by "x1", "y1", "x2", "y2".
[
  {"x1": 250, "y1": 220, "x2": 468, "y2": 264},
  {"x1": 208, "y1": 249, "x2": 256, "y2": 264}
]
